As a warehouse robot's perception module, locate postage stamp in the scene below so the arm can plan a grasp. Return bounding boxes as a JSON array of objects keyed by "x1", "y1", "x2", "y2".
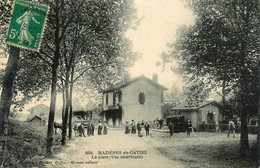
[{"x1": 6, "y1": 0, "x2": 48, "y2": 52}]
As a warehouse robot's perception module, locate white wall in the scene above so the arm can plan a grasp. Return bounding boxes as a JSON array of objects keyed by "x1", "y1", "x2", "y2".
[
  {"x1": 200, "y1": 104, "x2": 220, "y2": 124},
  {"x1": 120, "y1": 79, "x2": 164, "y2": 123}
]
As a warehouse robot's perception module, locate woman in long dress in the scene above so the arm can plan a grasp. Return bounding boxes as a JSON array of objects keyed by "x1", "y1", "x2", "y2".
[
  {"x1": 16, "y1": 7, "x2": 40, "y2": 45},
  {"x1": 98, "y1": 121, "x2": 103, "y2": 135},
  {"x1": 125, "y1": 121, "x2": 130, "y2": 134},
  {"x1": 103, "y1": 121, "x2": 108, "y2": 135}
]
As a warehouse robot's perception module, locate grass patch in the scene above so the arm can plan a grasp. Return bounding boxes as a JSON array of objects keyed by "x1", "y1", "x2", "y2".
[
  {"x1": 0, "y1": 118, "x2": 66, "y2": 168},
  {"x1": 155, "y1": 132, "x2": 257, "y2": 168}
]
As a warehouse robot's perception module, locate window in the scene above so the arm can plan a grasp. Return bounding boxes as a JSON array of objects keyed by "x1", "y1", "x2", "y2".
[
  {"x1": 207, "y1": 111, "x2": 213, "y2": 123},
  {"x1": 139, "y1": 92, "x2": 145, "y2": 104},
  {"x1": 161, "y1": 92, "x2": 163, "y2": 103},
  {"x1": 106, "y1": 94, "x2": 108, "y2": 105},
  {"x1": 113, "y1": 93, "x2": 116, "y2": 105},
  {"x1": 118, "y1": 91, "x2": 122, "y2": 102}
]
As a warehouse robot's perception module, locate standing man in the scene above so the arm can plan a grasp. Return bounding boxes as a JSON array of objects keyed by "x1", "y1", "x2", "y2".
[
  {"x1": 73, "y1": 123, "x2": 78, "y2": 137},
  {"x1": 132, "y1": 121, "x2": 136, "y2": 134},
  {"x1": 87, "y1": 122, "x2": 91, "y2": 136},
  {"x1": 137, "y1": 121, "x2": 142, "y2": 137},
  {"x1": 186, "y1": 120, "x2": 192, "y2": 136},
  {"x1": 91, "y1": 122, "x2": 95, "y2": 136},
  {"x1": 227, "y1": 119, "x2": 236, "y2": 138},
  {"x1": 125, "y1": 121, "x2": 130, "y2": 134},
  {"x1": 168, "y1": 121, "x2": 174, "y2": 137},
  {"x1": 98, "y1": 121, "x2": 103, "y2": 135},
  {"x1": 78, "y1": 123, "x2": 85, "y2": 137},
  {"x1": 131, "y1": 120, "x2": 134, "y2": 134},
  {"x1": 144, "y1": 121, "x2": 150, "y2": 136},
  {"x1": 103, "y1": 121, "x2": 108, "y2": 135}
]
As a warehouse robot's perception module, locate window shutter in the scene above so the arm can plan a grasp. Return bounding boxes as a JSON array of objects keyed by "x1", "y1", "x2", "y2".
[{"x1": 139, "y1": 92, "x2": 145, "y2": 104}]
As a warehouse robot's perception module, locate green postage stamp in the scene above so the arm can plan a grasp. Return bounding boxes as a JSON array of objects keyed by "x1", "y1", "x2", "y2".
[{"x1": 6, "y1": 0, "x2": 48, "y2": 52}]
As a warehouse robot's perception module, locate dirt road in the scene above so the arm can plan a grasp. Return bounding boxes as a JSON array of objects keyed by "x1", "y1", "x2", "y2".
[{"x1": 42, "y1": 129, "x2": 183, "y2": 168}]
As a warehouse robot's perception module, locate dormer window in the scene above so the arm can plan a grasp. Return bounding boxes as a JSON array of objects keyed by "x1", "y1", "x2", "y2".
[{"x1": 138, "y1": 92, "x2": 145, "y2": 104}]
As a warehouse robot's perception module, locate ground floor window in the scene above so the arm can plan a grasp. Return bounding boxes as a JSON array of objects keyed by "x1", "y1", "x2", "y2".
[{"x1": 207, "y1": 112, "x2": 213, "y2": 123}]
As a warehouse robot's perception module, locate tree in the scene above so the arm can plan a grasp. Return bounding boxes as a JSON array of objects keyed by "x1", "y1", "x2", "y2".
[
  {"x1": 0, "y1": 0, "x2": 54, "y2": 137},
  {"x1": 0, "y1": 46, "x2": 20, "y2": 135},
  {"x1": 169, "y1": 0, "x2": 259, "y2": 157},
  {"x1": 0, "y1": 0, "x2": 21, "y2": 135},
  {"x1": 38, "y1": 0, "x2": 138, "y2": 147}
]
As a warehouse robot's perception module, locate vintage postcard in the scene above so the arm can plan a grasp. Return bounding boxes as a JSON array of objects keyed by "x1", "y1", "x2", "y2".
[{"x1": 0, "y1": 0, "x2": 258, "y2": 168}]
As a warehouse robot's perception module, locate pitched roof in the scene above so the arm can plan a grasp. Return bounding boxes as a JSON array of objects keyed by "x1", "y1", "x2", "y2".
[
  {"x1": 28, "y1": 104, "x2": 49, "y2": 111},
  {"x1": 171, "y1": 101, "x2": 221, "y2": 111},
  {"x1": 102, "y1": 75, "x2": 168, "y2": 93},
  {"x1": 26, "y1": 115, "x2": 43, "y2": 122}
]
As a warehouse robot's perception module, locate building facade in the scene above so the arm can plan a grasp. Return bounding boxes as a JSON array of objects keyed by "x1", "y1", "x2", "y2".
[
  {"x1": 102, "y1": 75, "x2": 167, "y2": 126},
  {"x1": 27, "y1": 104, "x2": 49, "y2": 126},
  {"x1": 170, "y1": 101, "x2": 222, "y2": 129},
  {"x1": 27, "y1": 115, "x2": 46, "y2": 127}
]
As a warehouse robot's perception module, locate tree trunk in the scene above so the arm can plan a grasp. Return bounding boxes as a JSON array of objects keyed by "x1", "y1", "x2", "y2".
[
  {"x1": 62, "y1": 88, "x2": 65, "y2": 120},
  {"x1": 0, "y1": 46, "x2": 20, "y2": 136},
  {"x1": 257, "y1": 61, "x2": 260, "y2": 167},
  {"x1": 46, "y1": 48, "x2": 60, "y2": 155},
  {"x1": 240, "y1": 108, "x2": 249, "y2": 157},
  {"x1": 61, "y1": 73, "x2": 70, "y2": 145},
  {"x1": 69, "y1": 65, "x2": 74, "y2": 139},
  {"x1": 239, "y1": 32, "x2": 249, "y2": 157},
  {"x1": 46, "y1": 0, "x2": 61, "y2": 155},
  {"x1": 222, "y1": 72, "x2": 226, "y2": 116}
]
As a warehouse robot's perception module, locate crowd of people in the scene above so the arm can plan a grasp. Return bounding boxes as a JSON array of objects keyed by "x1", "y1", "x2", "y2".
[
  {"x1": 65, "y1": 117, "x2": 239, "y2": 141},
  {"x1": 125, "y1": 120, "x2": 151, "y2": 137},
  {"x1": 73, "y1": 118, "x2": 197, "y2": 138},
  {"x1": 74, "y1": 120, "x2": 108, "y2": 137},
  {"x1": 125, "y1": 119, "x2": 195, "y2": 137}
]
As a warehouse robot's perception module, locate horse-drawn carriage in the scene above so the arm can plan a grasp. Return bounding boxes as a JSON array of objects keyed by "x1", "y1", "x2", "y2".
[{"x1": 166, "y1": 115, "x2": 186, "y2": 133}]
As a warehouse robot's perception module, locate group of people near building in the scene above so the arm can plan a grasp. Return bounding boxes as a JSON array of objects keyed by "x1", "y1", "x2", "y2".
[
  {"x1": 125, "y1": 120, "x2": 150, "y2": 137},
  {"x1": 74, "y1": 120, "x2": 108, "y2": 137}
]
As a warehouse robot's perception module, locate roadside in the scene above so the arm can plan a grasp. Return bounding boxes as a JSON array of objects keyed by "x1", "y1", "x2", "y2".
[
  {"x1": 38, "y1": 128, "x2": 258, "y2": 168},
  {"x1": 41, "y1": 128, "x2": 184, "y2": 168}
]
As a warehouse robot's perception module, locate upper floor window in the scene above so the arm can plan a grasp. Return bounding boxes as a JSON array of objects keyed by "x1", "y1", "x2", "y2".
[
  {"x1": 118, "y1": 91, "x2": 122, "y2": 102},
  {"x1": 106, "y1": 94, "x2": 108, "y2": 105},
  {"x1": 113, "y1": 93, "x2": 116, "y2": 105},
  {"x1": 139, "y1": 92, "x2": 145, "y2": 104}
]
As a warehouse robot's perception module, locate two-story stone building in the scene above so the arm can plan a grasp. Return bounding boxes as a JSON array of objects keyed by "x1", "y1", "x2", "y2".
[{"x1": 102, "y1": 75, "x2": 167, "y2": 127}]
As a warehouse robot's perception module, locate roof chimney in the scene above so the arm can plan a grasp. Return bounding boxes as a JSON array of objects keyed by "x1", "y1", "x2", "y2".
[{"x1": 152, "y1": 73, "x2": 158, "y2": 83}]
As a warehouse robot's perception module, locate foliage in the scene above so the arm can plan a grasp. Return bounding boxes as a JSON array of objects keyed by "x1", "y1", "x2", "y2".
[
  {"x1": 167, "y1": 0, "x2": 260, "y2": 156},
  {"x1": 172, "y1": 0, "x2": 260, "y2": 114},
  {"x1": 0, "y1": 119, "x2": 46, "y2": 168}
]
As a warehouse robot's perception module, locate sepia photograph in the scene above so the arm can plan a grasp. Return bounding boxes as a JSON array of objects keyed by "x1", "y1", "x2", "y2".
[{"x1": 0, "y1": 0, "x2": 259, "y2": 167}]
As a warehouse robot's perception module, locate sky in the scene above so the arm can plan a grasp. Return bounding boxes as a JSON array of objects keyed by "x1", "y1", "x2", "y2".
[
  {"x1": 125, "y1": 0, "x2": 194, "y2": 90},
  {"x1": 1, "y1": 0, "x2": 195, "y2": 115}
]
